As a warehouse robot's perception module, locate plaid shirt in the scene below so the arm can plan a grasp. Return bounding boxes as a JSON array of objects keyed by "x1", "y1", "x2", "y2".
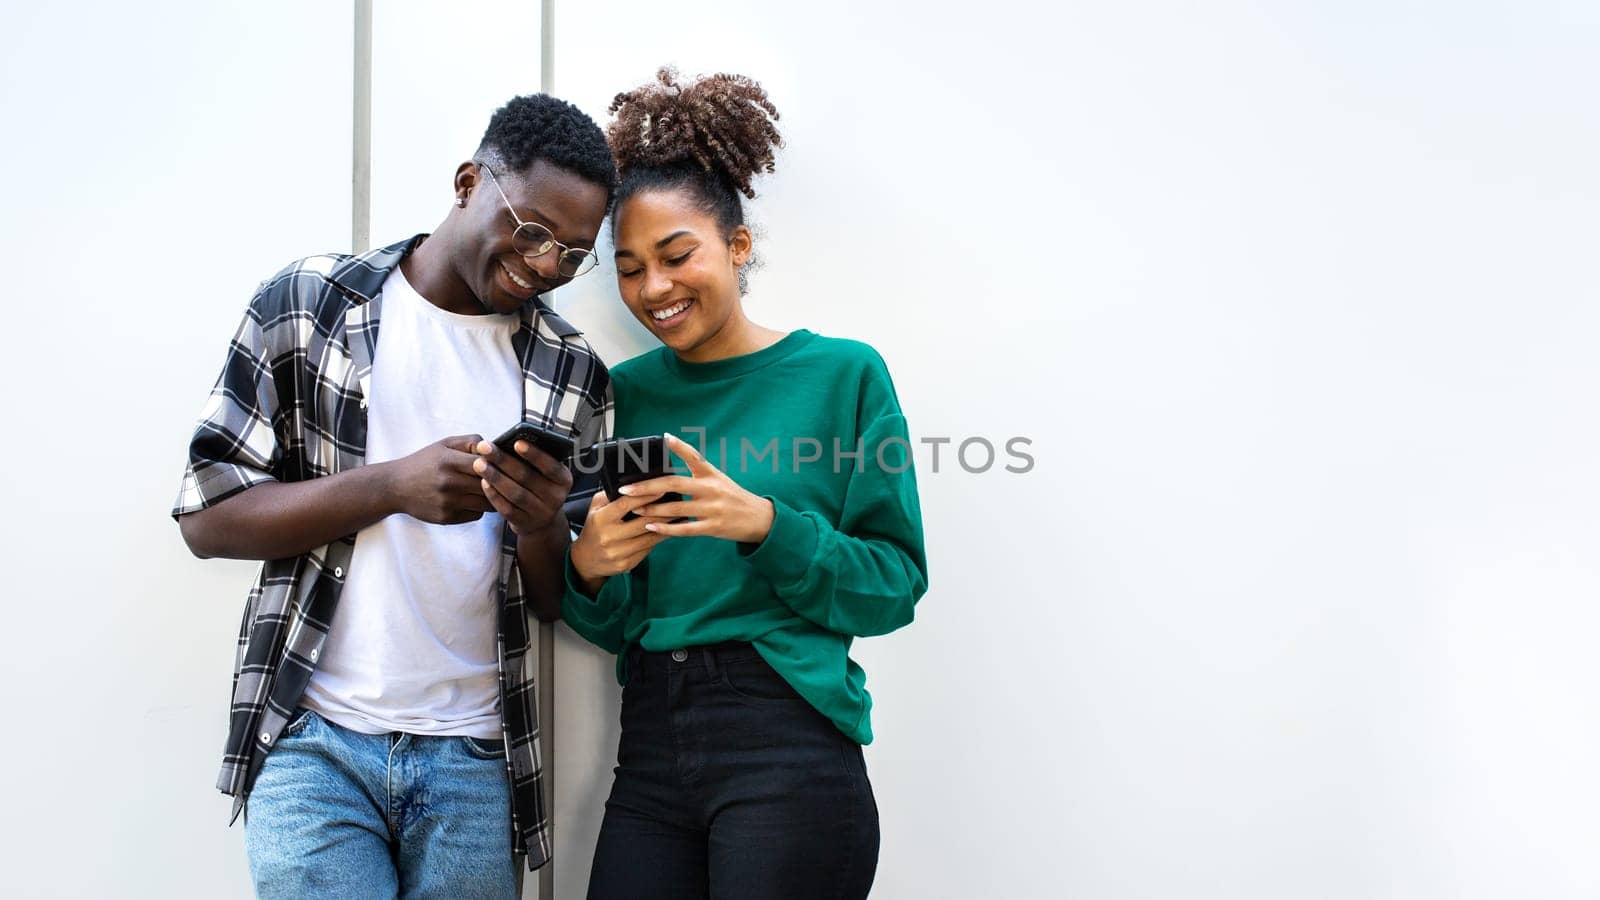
[{"x1": 172, "y1": 235, "x2": 612, "y2": 871}]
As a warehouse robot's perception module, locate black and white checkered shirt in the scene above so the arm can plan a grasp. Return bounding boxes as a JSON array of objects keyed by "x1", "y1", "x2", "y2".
[{"x1": 172, "y1": 235, "x2": 611, "y2": 871}]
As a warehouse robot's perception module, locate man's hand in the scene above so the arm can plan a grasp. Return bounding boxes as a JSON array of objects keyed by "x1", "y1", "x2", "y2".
[
  {"x1": 472, "y1": 437, "x2": 573, "y2": 535},
  {"x1": 386, "y1": 435, "x2": 496, "y2": 525}
]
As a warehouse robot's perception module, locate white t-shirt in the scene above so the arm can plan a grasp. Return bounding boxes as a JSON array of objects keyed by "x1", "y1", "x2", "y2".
[{"x1": 302, "y1": 266, "x2": 523, "y2": 739}]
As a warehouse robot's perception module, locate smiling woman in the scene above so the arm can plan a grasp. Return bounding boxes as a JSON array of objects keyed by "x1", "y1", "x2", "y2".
[
  {"x1": 561, "y1": 68, "x2": 930, "y2": 900},
  {"x1": 604, "y1": 70, "x2": 784, "y2": 363},
  {"x1": 611, "y1": 190, "x2": 759, "y2": 357}
]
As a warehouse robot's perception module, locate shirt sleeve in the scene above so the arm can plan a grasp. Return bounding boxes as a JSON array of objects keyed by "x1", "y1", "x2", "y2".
[
  {"x1": 171, "y1": 300, "x2": 284, "y2": 518},
  {"x1": 564, "y1": 374, "x2": 613, "y2": 536},
  {"x1": 578, "y1": 369, "x2": 614, "y2": 449},
  {"x1": 737, "y1": 400, "x2": 929, "y2": 638}
]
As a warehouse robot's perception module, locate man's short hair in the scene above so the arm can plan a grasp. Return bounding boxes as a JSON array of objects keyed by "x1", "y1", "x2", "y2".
[{"x1": 476, "y1": 94, "x2": 617, "y2": 204}]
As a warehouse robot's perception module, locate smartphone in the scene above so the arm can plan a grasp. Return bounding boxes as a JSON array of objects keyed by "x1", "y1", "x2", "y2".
[
  {"x1": 592, "y1": 435, "x2": 686, "y2": 522},
  {"x1": 491, "y1": 421, "x2": 577, "y2": 467}
]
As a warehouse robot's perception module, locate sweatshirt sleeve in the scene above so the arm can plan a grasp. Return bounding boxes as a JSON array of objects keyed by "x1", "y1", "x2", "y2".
[
  {"x1": 559, "y1": 548, "x2": 637, "y2": 654},
  {"x1": 737, "y1": 401, "x2": 928, "y2": 638}
]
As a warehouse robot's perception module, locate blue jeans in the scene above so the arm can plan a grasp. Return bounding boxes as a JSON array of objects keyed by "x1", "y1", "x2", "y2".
[
  {"x1": 587, "y1": 642, "x2": 880, "y2": 900},
  {"x1": 243, "y1": 708, "x2": 518, "y2": 900}
]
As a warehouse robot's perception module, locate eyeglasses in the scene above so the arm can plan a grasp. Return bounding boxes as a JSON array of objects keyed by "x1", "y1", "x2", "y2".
[{"x1": 474, "y1": 160, "x2": 599, "y2": 279}]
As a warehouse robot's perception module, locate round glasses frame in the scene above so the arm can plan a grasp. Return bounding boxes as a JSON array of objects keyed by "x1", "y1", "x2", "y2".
[{"x1": 474, "y1": 160, "x2": 599, "y2": 279}]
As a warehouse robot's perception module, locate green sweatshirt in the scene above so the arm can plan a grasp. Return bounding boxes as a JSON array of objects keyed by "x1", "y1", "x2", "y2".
[{"x1": 560, "y1": 329, "x2": 928, "y2": 744}]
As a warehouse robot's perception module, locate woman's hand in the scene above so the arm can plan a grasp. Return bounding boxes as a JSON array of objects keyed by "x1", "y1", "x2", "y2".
[
  {"x1": 569, "y1": 489, "x2": 669, "y2": 595},
  {"x1": 625, "y1": 433, "x2": 776, "y2": 545}
]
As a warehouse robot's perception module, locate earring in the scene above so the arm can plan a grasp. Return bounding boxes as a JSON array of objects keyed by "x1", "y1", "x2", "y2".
[{"x1": 456, "y1": 196, "x2": 467, "y2": 208}]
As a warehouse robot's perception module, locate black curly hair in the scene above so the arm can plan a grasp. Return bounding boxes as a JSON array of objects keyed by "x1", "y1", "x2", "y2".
[
  {"x1": 475, "y1": 94, "x2": 617, "y2": 202},
  {"x1": 606, "y1": 68, "x2": 783, "y2": 290}
]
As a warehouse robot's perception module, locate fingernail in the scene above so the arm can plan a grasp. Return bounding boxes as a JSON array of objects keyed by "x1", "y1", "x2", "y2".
[
  {"x1": 644, "y1": 523, "x2": 658, "y2": 532},
  {"x1": 618, "y1": 485, "x2": 633, "y2": 495},
  {"x1": 473, "y1": 459, "x2": 487, "y2": 473}
]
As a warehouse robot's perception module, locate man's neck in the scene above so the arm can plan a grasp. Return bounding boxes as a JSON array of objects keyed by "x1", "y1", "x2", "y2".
[{"x1": 398, "y1": 230, "x2": 482, "y2": 316}]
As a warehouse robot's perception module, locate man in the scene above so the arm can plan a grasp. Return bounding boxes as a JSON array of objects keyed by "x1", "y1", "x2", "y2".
[{"x1": 172, "y1": 94, "x2": 615, "y2": 898}]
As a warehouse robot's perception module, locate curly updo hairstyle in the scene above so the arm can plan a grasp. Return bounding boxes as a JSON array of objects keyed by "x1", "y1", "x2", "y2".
[{"x1": 606, "y1": 67, "x2": 783, "y2": 294}]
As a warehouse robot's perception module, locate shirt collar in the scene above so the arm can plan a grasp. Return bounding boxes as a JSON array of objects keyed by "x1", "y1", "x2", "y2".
[{"x1": 327, "y1": 234, "x2": 421, "y2": 304}]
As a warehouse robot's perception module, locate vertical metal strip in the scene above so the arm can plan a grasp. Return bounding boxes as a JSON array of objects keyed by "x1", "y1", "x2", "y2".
[
  {"x1": 537, "y1": 10, "x2": 558, "y2": 898},
  {"x1": 352, "y1": 0, "x2": 372, "y2": 253},
  {"x1": 541, "y1": 0, "x2": 556, "y2": 101}
]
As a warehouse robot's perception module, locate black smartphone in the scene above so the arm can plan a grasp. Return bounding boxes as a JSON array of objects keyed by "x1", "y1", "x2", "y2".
[
  {"x1": 491, "y1": 421, "x2": 576, "y2": 468},
  {"x1": 593, "y1": 435, "x2": 686, "y2": 521}
]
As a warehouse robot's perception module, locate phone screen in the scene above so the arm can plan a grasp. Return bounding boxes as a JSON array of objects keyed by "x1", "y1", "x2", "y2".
[{"x1": 595, "y1": 436, "x2": 686, "y2": 521}]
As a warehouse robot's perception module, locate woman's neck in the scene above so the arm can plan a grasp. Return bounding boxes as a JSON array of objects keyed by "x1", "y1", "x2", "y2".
[{"x1": 677, "y1": 307, "x2": 787, "y2": 363}]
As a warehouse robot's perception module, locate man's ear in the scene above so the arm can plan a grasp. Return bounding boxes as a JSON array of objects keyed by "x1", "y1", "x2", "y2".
[{"x1": 452, "y1": 161, "x2": 482, "y2": 207}]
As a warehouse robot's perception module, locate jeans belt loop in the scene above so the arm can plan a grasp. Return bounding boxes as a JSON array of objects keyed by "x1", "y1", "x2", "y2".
[{"x1": 703, "y1": 645, "x2": 719, "y2": 681}]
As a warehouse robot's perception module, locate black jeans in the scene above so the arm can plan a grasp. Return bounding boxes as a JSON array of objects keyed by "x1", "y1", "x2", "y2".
[{"x1": 587, "y1": 642, "x2": 880, "y2": 900}]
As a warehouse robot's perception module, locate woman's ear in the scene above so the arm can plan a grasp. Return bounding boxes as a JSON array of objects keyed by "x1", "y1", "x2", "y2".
[{"x1": 728, "y1": 225, "x2": 754, "y2": 268}]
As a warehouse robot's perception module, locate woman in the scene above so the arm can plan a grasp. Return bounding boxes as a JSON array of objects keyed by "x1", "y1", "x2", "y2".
[{"x1": 562, "y1": 68, "x2": 928, "y2": 900}]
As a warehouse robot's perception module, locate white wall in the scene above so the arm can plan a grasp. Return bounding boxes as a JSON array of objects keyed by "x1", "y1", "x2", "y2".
[
  {"x1": 367, "y1": 0, "x2": 544, "y2": 245},
  {"x1": 0, "y1": 3, "x2": 349, "y2": 897},
  {"x1": 1, "y1": 1, "x2": 1597, "y2": 898}
]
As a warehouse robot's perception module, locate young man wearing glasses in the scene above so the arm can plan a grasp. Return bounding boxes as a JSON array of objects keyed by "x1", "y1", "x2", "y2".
[{"x1": 172, "y1": 95, "x2": 615, "y2": 898}]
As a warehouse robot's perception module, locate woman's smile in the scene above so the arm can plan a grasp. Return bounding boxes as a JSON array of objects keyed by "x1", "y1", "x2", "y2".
[{"x1": 648, "y1": 298, "x2": 695, "y2": 328}]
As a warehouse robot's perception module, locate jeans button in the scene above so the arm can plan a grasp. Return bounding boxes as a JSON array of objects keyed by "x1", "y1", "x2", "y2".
[{"x1": 671, "y1": 649, "x2": 688, "y2": 663}]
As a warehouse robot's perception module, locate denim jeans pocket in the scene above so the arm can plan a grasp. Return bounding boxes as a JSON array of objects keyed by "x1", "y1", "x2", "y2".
[
  {"x1": 282, "y1": 707, "x2": 317, "y2": 738},
  {"x1": 719, "y1": 659, "x2": 808, "y2": 704},
  {"x1": 461, "y1": 736, "x2": 507, "y2": 760}
]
